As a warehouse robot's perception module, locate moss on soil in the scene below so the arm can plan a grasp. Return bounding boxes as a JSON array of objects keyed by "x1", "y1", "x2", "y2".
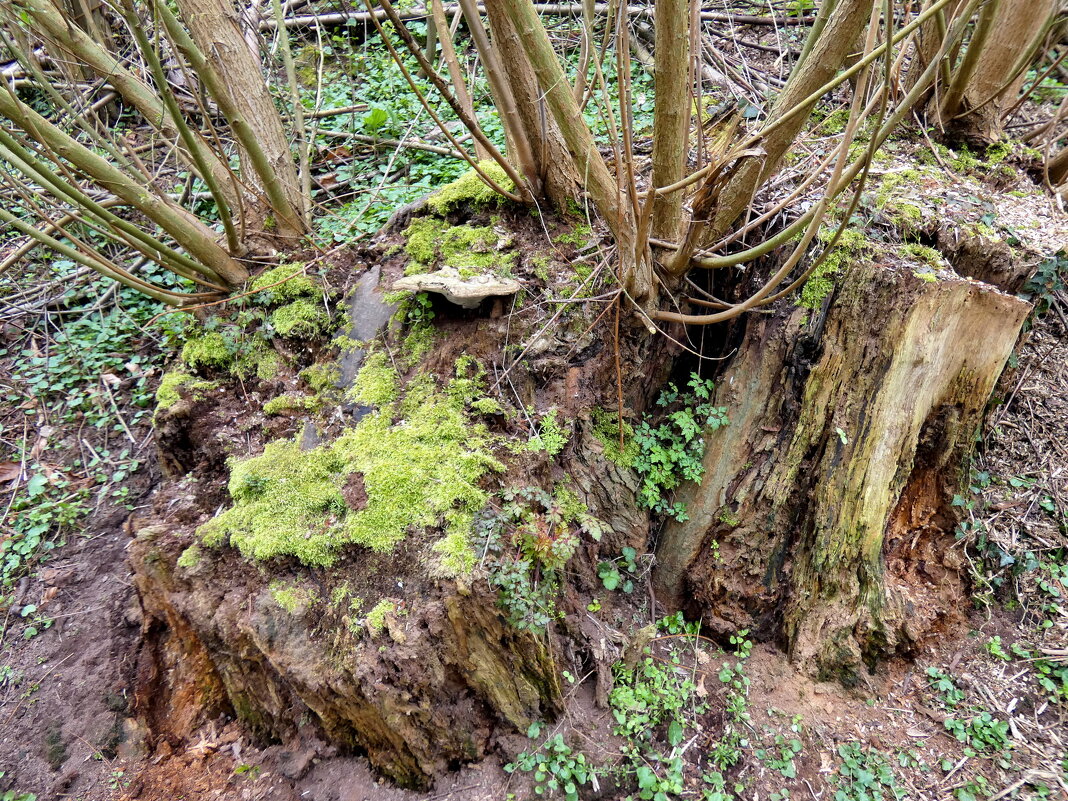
[
  {"x1": 181, "y1": 333, "x2": 234, "y2": 371},
  {"x1": 155, "y1": 370, "x2": 217, "y2": 415},
  {"x1": 426, "y1": 160, "x2": 514, "y2": 216},
  {"x1": 271, "y1": 299, "x2": 331, "y2": 339},
  {"x1": 198, "y1": 355, "x2": 504, "y2": 571},
  {"x1": 269, "y1": 581, "x2": 320, "y2": 614},
  {"x1": 250, "y1": 264, "x2": 323, "y2": 304}
]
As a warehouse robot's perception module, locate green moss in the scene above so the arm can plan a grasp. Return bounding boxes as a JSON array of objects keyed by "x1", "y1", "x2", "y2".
[
  {"x1": 366, "y1": 599, "x2": 397, "y2": 635},
  {"x1": 874, "y1": 170, "x2": 925, "y2": 231},
  {"x1": 984, "y1": 140, "x2": 1012, "y2": 166},
  {"x1": 301, "y1": 363, "x2": 341, "y2": 394},
  {"x1": 199, "y1": 357, "x2": 504, "y2": 570},
  {"x1": 404, "y1": 217, "x2": 449, "y2": 263},
  {"x1": 821, "y1": 108, "x2": 850, "y2": 134},
  {"x1": 913, "y1": 271, "x2": 939, "y2": 283},
  {"x1": 590, "y1": 407, "x2": 638, "y2": 467},
  {"x1": 332, "y1": 335, "x2": 362, "y2": 353},
  {"x1": 554, "y1": 223, "x2": 593, "y2": 247},
  {"x1": 233, "y1": 341, "x2": 280, "y2": 381},
  {"x1": 403, "y1": 218, "x2": 507, "y2": 277},
  {"x1": 346, "y1": 351, "x2": 397, "y2": 406},
  {"x1": 269, "y1": 581, "x2": 319, "y2": 614},
  {"x1": 426, "y1": 160, "x2": 514, "y2": 216},
  {"x1": 155, "y1": 370, "x2": 217, "y2": 414},
  {"x1": 898, "y1": 243, "x2": 943, "y2": 269},
  {"x1": 471, "y1": 397, "x2": 503, "y2": 415},
  {"x1": 250, "y1": 263, "x2": 322, "y2": 304},
  {"x1": 401, "y1": 323, "x2": 437, "y2": 368},
  {"x1": 797, "y1": 229, "x2": 870, "y2": 311},
  {"x1": 717, "y1": 508, "x2": 740, "y2": 527},
  {"x1": 263, "y1": 394, "x2": 316, "y2": 416},
  {"x1": 271, "y1": 299, "x2": 330, "y2": 339},
  {"x1": 181, "y1": 332, "x2": 234, "y2": 370},
  {"x1": 176, "y1": 544, "x2": 203, "y2": 569}
]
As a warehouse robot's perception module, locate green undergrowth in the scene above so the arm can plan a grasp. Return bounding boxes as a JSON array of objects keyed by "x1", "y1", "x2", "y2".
[
  {"x1": 198, "y1": 353, "x2": 503, "y2": 573},
  {"x1": 590, "y1": 407, "x2": 639, "y2": 467}
]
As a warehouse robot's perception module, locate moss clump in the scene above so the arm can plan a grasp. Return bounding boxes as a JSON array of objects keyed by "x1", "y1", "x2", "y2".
[
  {"x1": 250, "y1": 264, "x2": 322, "y2": 304},
  {"x1": 301, "y1": 363, "x2": 341, "y2": 394},
  {"x1": 199, "y1": 357, "x2": 503, "y2": 570},
  {"x1": 590, "y1": 407, "x2": 638, "y2": 467},
  {"x1": 366, "y1": 598, "x2": 398, "y2": 636},
  {"x1": 913, "y1": 271, "x2": 939, "y2": 283},
  {"x1": 271, "y1": 299, "x2": 330, "y2": 339},
  {"x1": 176, "y1": 544, "x2": 203, "y2": 569},
  {"x1": 554, "y1": 223, "x2": 593, "y2": 247},
  {"x1": 155, "y1": 370, "x2": 217, "y2": 414},
  {"x1": 234, "y1": 340, "x2": 281, "y2": 381},
  {"x1": 403, "y1": 218, "x2": 507, "y2": 277},
  {"x1": 263, "y1": 394, "x2": 316, "y2": 416},
  {"x1": 181, "y1": 332, "x2": 234, "y2": 371},
  {"x1": 899, "y1": 243, "x2": 943, "y2": 269},
  {"x1": 797, "y1": 229, "x2": 870, "y2": 311},
  {"x1": 404, "y1": 217, "x2": 450, "y2": 265},
  {"x1": 346, "y1": 351, "x2": 398, "y2": 406},
  {"x1": 471, "y1": 397, "x2": 503, "y2": 415},
  {"x1": 821, "y1": 108, "x2": 850, "y2": 134},
  {"x1": 269, "y1": 581, "x2": 319, "y2": 614},
  {"x1": 426, "y1": 160, "x2": 514, "y2": 216}
]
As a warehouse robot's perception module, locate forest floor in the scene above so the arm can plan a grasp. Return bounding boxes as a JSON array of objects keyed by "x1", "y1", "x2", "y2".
[{"x1": 0, "y1": 181, "x2": 1066, "y2": 801}]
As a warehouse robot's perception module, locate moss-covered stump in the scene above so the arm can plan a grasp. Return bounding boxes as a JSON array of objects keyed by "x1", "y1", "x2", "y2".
[
  {"x1": 130, "y1": 523, "x2": 563, "y2": 788},
  {"x1": 654, "y1": 259, "x2": 1031, "y2": 682}
]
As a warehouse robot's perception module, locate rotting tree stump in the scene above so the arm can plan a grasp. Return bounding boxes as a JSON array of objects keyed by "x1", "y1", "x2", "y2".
[{"x1": 654, "y1": 259, "x2": 1031, "y2": 682}]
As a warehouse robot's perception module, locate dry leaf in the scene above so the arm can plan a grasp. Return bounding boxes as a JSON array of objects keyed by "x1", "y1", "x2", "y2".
[{"x1": 0, "y1": 462, "x2": 20, "y2": 483}]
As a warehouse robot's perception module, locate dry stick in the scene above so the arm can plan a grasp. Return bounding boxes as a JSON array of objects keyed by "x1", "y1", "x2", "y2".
[
  {"x1": 431, "y1": 0, "x2": 489, "y2": 161},
  {"x1": 306, "y1": 103, "x2": 369, "y2": 118},
  {"x1": 363, "y1": 0, "x2": 528, "y2": 202}
]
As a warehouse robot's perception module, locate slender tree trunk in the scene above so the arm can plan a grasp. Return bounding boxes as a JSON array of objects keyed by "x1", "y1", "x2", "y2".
[
  {"x1": 0, "y1": 88, "x2": 248, "y2": 285},
  {"x1": 482, "y1": 2, "x2": 582, "y2": 206},
  {"x1": 1049, "y1": 145, "x2": 1068, "y2": 187},
  {"x1": 702, "y1": 0, "x2": 875, "y2": 243},
  {"x1": 946, "y1": 0, "x2": 1055, "y2": 142},
  {"x1": 174, "y1": 0, "x2": 307, "y2": 237},
  {"x1": 650, "y1": 0, "x2": 691, "y2": 243}
]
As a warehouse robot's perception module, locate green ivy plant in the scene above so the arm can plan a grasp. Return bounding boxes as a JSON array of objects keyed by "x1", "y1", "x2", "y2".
[
  {"x1": 633, "y1": 373, "x2": 728, "y2": 521},
  {"x1": 504, "y1": 722, "x2": 594, "y2": 801}
]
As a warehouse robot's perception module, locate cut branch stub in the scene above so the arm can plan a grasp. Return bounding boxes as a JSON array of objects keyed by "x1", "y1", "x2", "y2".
[{"x1": 654, "y1": 260, "x2": 1030, "y2": 681}]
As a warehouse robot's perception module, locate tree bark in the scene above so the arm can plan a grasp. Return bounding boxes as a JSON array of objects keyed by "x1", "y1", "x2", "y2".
[
  {"x1": 654, "y1": 259, "x2": 1030, "y2": 680},
  {"x1": 173, "y1": 0, "x2": 307, "y2": 236},
  {"x1": 483, "y1": 2, "x2": 583, "y2": 207},
  {"x1": 650, "y1": 0, "x2": 691, "y2": 243}
]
